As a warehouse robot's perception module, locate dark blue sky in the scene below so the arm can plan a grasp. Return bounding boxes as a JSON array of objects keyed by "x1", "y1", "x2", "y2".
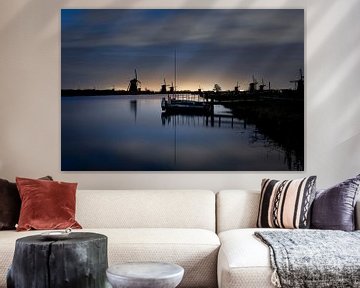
[{"x1": 61, "y1": 9, "x2": 304, "y2": 91}]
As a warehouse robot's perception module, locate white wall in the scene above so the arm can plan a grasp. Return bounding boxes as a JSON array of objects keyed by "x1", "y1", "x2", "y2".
[{"x1": 0, "y1": 0, "x2": 359, "y2": 190}]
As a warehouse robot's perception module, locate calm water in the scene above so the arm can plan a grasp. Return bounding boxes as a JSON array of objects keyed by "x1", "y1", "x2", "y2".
[{"x1": 61, "y1": 94, "x2": 300, "y2": 171}]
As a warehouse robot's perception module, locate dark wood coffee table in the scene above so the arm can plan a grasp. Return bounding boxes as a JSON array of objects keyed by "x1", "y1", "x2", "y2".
[{"x1": 7, "y1": 232, "x2": 108, "y2": 288}]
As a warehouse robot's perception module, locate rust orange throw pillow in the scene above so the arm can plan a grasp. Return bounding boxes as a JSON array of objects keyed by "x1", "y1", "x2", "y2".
[{"x1": 16, "y1": 177, "x2": 82, "y2": 231}]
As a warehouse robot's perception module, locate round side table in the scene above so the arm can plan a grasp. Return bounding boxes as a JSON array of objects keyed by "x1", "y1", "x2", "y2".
[
  {"x1": 7, "y1": 232, "x2": 108, "y2": 288},
  {"x1": 106, "y1": 262, "x2": 184, "y2": 288}
]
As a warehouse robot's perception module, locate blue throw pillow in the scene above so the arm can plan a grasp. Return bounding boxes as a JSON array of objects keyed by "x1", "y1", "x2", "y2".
[{"x1": 311, "y1": 174, "x2": 360, "y2": 231}]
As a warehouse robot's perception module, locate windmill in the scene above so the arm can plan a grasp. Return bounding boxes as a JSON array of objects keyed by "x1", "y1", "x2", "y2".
[
  {"x1": 128, "y1": 69, "x2": 141, "y2": 94},
  {"x1": 169, "y1": 82, "x2": 174, "y2": 93},
  {"x1": 249, "y1": 75, "x2": 258, "y2": 93},
  {"x1": 290, "y1": 69, "x2": 304, "y2": 92},
  {"x1": 160, "y1": 78, "x2": 170, "y2": 93},
  {"x1": 234, "y1": 81, "x2": 240, "y2": 92},
  {"x1": 259, "y1": 78, "x2": 266, "y2": 91}
]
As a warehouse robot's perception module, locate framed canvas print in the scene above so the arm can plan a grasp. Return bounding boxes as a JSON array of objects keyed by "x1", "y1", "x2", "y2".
[{"x1": 61, "y1": 9, "x2": 304, "y2": 171}]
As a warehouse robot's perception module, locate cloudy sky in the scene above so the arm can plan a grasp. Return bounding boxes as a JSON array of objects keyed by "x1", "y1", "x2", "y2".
[{"x1": 61, "y1": 9, "x2": 304, "y2": 91}]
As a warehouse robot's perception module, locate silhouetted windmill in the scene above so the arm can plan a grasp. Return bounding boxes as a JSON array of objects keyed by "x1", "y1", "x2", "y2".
[
  {"x1": 169, "y1": 82, "x2": 174, "y2": 93},
  {"x1": 128, "y1": 69, "x2": 141, "y2": 94},
  {"x1": 259, "y1": 78, "x2": 266, "y2": 91},
  {"x1": 234, "y1": 81, "x2": 240, "y2": 92},
  {"x1": 160, "y1": 78, "x2": 170, "y2": 93},
  {"x1": 290, "y1": 69, "x2": 304, "y2": 93},
  {"x1": 249, "y1": 75, "x2": 258, "y2": 93}
]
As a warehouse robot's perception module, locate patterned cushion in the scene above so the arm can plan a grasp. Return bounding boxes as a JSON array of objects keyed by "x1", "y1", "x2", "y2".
[{"x1": 257, "y1": 176, "x2": 316, "y2": 229}]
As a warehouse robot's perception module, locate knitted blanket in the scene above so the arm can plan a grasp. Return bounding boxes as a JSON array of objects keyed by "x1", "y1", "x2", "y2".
[{"x1": 255, "y1": 230, "x2": 360, "y2": 288}]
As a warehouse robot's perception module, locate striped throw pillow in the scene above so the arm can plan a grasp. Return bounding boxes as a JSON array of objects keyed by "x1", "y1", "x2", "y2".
[{"x1": 257, "y1": 176, "x2": 317, "y2": 229}]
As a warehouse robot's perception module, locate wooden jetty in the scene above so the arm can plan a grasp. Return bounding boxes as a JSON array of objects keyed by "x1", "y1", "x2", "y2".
[{"x1": 161, "y1": 112, "x2": 247, "y2": 130}]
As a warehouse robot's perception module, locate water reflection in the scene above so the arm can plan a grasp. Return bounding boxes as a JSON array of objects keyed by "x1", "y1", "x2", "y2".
[
  {"x1": 160, "y1": 112, "x2": 302, "y2": 171},
  {"x1": 226, "y1": 101, "x2": 304, "y2": 171},
  {"x1": 130, "y1": 100, "x2": 137, "y2": 123},
  {"x1": 61, "y1": 95, "x2": 303, "y2": 171}
]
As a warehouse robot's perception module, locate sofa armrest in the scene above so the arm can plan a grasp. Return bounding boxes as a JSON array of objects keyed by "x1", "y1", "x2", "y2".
[{"x1": 356, "y1": 200, "x2": 360, "y2": 230}]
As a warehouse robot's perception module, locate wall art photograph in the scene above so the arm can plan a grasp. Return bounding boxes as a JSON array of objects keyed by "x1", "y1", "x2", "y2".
[{"x1": 61, "y1": 9, "x2": 304, "y2": 171}]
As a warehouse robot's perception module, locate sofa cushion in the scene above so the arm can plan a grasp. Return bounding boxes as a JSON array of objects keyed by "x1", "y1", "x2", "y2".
[
  {"x1": 0, "y1": 176, "x2": 53, "y2": 230},
  {"x1": 311, "y1": 174, "x2": 360, "y2": 231},
  {"x1": 218, "y1": 228, "x2": 277, "y2": 288},
  {"x1": 0, "y1": 228, "x2": 220, "y2": 288},
  {"x1": 0, "y1": 179, "x2": 20, "y2": 230},
  {"x1": 76, "y1": 190, "x2": 216, "y2": 231},
  {"x1": 257, "y1": 177, "x2": 316, "y2": 229},
  {"x1": 16, "y1": 177, "x2": 82, "y2": 231},
  {"x1": 216, "y1": 190, "x2": 260, "y2": 233}
]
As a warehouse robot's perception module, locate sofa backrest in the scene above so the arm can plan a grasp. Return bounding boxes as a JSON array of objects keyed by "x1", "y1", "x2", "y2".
[
  {"x1": 76, "y1": 190, "x2": 216, "y2": 231},
  {"x1": 217, "y1": 190, "x2": 360, "y2": 233},
  {"x1": 216, "y1": 190, "x2": 260, "y2": 233}
]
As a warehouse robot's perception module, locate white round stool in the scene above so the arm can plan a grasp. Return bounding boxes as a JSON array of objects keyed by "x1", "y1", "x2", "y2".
[{"x1": 106, "y1": 262, "x2": 184, "y2": 288}]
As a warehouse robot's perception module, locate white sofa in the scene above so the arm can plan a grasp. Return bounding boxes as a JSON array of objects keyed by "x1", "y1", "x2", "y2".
[
  {"x1": 1, "y1": 189, "x2": 359, "y2": 288},
  {"x1": 0, "y1": 190, "x2": 220, "y2": 288},
  {"x1": 216, "y1": 190, "x2": 360, "y2": 288}
]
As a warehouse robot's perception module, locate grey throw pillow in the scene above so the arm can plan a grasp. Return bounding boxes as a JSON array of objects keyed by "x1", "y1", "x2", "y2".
[{"x1": 311, "y1": 174, "x2": 360, "y2": 231}]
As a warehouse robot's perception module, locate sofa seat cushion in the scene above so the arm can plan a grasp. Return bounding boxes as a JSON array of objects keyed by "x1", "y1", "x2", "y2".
[
  {"x1": 218, "y1": 228, "x2": 282, "y2": 288},
  {"x1": 0, "y1": 228, "x2": 219, "y2": 288},
  {"x1": 102, "y1": 228, "x2": 220, "y2": 288}
]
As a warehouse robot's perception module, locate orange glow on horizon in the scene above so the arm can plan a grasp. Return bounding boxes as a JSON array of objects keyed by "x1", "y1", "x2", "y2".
[{"x1": 111, "y1": 79, "x2": 251, "y2": 92}]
